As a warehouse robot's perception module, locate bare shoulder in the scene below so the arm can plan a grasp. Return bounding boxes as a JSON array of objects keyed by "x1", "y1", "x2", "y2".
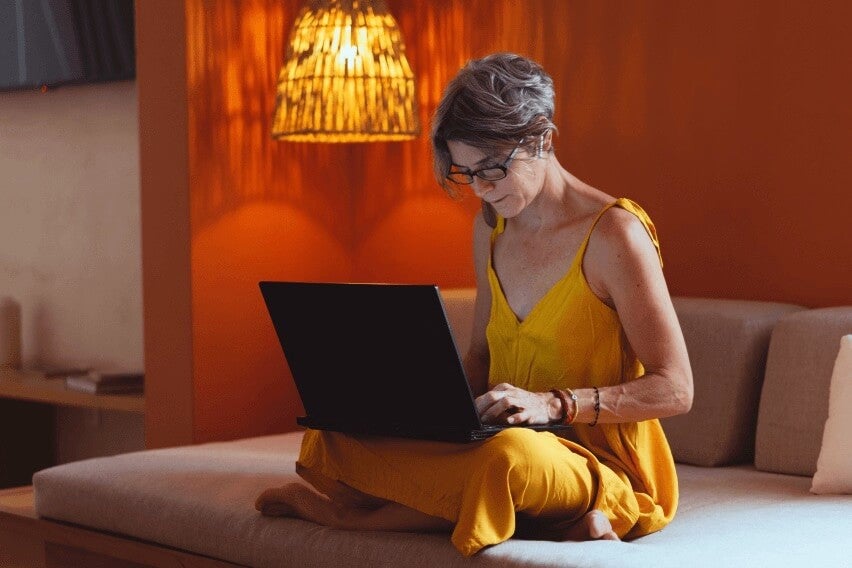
[
  {"x1": 588, "y1": 205, "x2": 655, "y2": 259},
  {"x1": 585, "y1": 205, "x2": 661, "y2": 301}
]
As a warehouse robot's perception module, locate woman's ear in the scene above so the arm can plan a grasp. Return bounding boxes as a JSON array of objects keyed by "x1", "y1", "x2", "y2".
[
  {"x1": 536, "y1": 129, "x2": 554, "y2": 158},
  {"x1": 542, "y1": 129, "x2": 554, "y2": 154}
]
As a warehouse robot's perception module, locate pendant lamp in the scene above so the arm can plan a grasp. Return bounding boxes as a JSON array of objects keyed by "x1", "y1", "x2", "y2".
[{"x1": 271, "y1": 0, "x2": 420, "y2": 142}]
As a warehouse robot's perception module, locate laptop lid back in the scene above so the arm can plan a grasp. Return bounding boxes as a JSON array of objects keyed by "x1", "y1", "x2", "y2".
[{"x1": 259, "y1": 281, "x2": 483, "y2": 435}]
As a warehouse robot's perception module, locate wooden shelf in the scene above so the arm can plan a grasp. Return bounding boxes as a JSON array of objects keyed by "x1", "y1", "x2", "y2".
[
  {"x1": 0, "y1": 485, "x2": 36, "y2": 520},
  {"x1": 0, "y1": 369, "x2": 144, "y2": 414}
]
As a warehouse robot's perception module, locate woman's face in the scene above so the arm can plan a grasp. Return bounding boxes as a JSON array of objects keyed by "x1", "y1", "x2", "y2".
[{"x1": 446, "y1": 140, "x2": 545, "y2": 219}]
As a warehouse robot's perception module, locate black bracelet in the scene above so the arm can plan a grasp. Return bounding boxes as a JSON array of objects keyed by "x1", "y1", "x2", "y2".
[{"x1": 590, "y1": 386, "x2": 601, "y2": 426}]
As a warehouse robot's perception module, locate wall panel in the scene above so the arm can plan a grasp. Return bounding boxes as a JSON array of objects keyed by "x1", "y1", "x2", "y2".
[{"x1": 142, "y1": 0, "x2": 852, "y2": 442}]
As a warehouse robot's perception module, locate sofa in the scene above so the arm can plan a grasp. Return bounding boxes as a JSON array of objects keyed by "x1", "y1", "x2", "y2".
[{"x1": 2, "y1": 289, "x2": 851, "y2": 567}]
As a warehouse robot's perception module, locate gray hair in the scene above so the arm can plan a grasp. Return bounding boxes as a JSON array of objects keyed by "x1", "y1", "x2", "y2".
[{"x1": 431, "y1": 52, "x2": 558, "y2": 197}]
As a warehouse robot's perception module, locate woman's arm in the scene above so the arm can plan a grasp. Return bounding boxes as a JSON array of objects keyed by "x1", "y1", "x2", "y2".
[
  {"x1": 576, "y1": 206, "x2": 694, "y2": 424},
  {"x1": 463, "y1": 212, "x2": 493, "y2": 398}
]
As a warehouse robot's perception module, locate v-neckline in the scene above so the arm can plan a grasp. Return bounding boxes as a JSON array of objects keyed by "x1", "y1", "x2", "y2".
[
  {"x1": 489, "y1": 242, "x2": 582, "y2": 327},
  {"x1": 488, "y1": 199, "x2": 619, "y2": 326}
]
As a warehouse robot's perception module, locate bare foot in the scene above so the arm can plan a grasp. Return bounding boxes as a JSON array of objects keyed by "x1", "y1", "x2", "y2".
[
  {"x1": 562, "y1": 510, "x2": 620, "y2": 541},
  {"x1": 255, "y1": 482, "x2": 340, "y2": 526},
  {"x1": 296, "y1": 463, "x2": 388, "y2": 510},
  {"x1": 256, "y1": 483, "x2": 453, "y2": 533}
]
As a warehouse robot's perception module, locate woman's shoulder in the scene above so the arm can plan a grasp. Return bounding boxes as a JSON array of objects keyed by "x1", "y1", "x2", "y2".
[
  {"x1": 588, "y1": 196, "x2": 653, "y2": 234},
  {"x1": 598, "y1": 201, "x2": 644, "y2": 232},
  {"x1": 589, "y1": 198, "x2": 662, "y2": 267}
]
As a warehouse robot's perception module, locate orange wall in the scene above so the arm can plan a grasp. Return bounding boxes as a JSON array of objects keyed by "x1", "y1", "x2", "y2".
[{"x1": 141, "y1": 1, "x2": 852, "y2": 445}]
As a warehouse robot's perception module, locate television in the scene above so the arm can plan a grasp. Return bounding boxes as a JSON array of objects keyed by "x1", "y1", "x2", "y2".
[{"x1": 0, "y1": 0, "x2": 135, "y2": 92}]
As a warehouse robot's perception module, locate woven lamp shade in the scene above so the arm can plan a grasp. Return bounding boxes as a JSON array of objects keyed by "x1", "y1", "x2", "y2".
[{"x1": 271, "y1": 0, "x2": 420, "y2": 142}]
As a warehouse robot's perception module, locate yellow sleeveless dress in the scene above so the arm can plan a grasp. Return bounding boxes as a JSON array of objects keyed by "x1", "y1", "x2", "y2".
[{"x1": 297, "y1": 198, "x2": 678, "y2": 556}]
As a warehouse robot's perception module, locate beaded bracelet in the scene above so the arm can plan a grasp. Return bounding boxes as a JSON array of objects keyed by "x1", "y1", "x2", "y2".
[
  {"x1": 590, "y1": 386, "x2": 601, "y2": 426},
  {"x1": 549, "y1": 388, "x2": 578, "y2": 425}
]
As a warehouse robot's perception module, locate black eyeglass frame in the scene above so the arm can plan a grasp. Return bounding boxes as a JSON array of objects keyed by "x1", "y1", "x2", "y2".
[{"x1": 445, "y1": 138, "x2": 526, "y2": 185}]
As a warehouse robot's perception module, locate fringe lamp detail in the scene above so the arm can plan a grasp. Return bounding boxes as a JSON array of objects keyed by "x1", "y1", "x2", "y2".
[{"x1": 271, "y1": 0, "x2": 420, "y2": 142}]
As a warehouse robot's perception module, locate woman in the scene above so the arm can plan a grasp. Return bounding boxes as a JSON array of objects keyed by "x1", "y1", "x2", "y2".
[{"x1": 256, "y1": 52, "x2": 693, "y2": 556}]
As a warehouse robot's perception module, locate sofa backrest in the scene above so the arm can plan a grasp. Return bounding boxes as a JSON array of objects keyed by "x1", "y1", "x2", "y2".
[
  {"x1": 662, "y1": 297, "x2": 805, "y2": 466},
  {"x1": 754, "y1": 307, "x2": 852, "y2": 476}
]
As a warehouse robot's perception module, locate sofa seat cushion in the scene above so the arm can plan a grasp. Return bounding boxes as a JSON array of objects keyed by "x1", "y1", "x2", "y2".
[{"x1": 32, "y1": 432, "x2": 852, "y2": 568}]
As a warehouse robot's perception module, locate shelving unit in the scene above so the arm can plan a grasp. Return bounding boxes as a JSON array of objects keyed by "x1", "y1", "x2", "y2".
[{"x1": 0, "y1": 369, "x2": 144, "y2": 414}]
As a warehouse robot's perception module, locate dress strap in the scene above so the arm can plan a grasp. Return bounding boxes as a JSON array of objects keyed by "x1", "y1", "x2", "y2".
[
  {"x1": 576, "y1": 198, "x2": 663, "y2": 268},
  {"x1": 617, "y1": 198, "x2": 663, "y2": 267}
]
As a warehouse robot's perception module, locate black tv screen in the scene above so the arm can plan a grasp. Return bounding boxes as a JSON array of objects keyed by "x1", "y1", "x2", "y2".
[{"x1": 0, "y1": 0, "x2": 135, "y2": 91}]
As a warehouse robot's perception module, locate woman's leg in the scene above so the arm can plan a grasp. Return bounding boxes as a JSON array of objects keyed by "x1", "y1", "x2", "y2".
[
  {"x1": 286, "y1": 428, "x2": 629, "y2": 554},
  {"x1": 255, "y1": 482, "x2": 616, "y2": 539},
  {"x1": 255, "y1": 482, "x2": 453, "y2": 532},
  {"x1": 452, "y1": 429, "x2": 627, "y2": 554}
]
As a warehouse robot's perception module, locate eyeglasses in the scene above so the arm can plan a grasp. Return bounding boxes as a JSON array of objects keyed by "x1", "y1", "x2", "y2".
[{"x1": 446, "y1": 139, "x2": 525, "y2": 185}]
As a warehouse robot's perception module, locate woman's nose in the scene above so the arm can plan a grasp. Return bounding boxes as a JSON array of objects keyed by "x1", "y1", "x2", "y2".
[{"x1": 471, "y1": 177, "x2": 495, "y2": 197}]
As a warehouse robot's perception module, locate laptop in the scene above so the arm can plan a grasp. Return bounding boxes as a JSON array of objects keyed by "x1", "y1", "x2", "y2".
[{"x1": 259, "y1": 281, "x2": 573, "y2": 443}]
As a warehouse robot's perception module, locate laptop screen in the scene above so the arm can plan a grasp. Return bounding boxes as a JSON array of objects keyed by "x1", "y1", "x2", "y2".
[{"x1": 259, "y1": 281, "x2": 483, "y2": 433}]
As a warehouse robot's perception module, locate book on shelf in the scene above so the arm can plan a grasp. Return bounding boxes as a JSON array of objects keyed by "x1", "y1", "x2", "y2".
[{"x1": 64, "y1": 372, "x2": 144, "y2": 395}]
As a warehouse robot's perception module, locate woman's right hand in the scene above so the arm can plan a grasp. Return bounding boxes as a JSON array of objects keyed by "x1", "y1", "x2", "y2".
[{"x1": 474, "y1": 383, "x2": 559, "y2": 425}]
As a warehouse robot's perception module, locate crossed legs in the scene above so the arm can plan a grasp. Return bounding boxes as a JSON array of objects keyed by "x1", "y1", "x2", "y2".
[
  {"x1": 254, "y1": 463, "x2": 618, "y2": 540},
  {"x1": 255, "y1": 463, "x2": 452, "y2": 532}
]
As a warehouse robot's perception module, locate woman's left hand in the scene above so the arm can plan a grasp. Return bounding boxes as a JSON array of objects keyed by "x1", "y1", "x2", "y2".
[{"x1": 474, "y1": 383, "x2": 555, "y2": 425}]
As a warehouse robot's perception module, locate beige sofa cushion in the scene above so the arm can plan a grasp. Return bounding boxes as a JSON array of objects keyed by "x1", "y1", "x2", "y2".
[
  {"x1": 755, "y1": 307, "x2": 852, "y2": 476},
  {"x1": 662, "y1": 298, "x2": 804, "y2": 466},
  {"x1": 32, "y1": 432, "x2": 852, "y2": 568}
]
